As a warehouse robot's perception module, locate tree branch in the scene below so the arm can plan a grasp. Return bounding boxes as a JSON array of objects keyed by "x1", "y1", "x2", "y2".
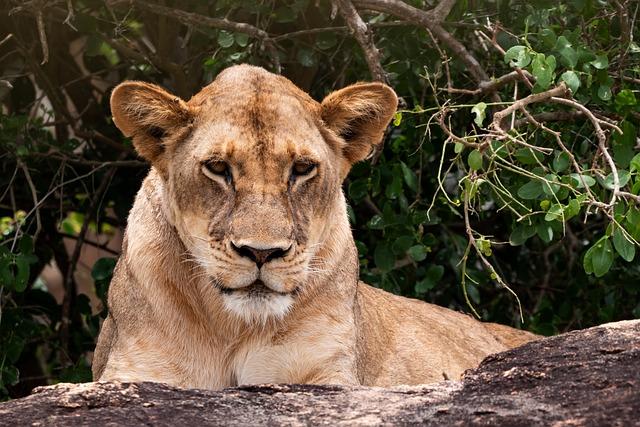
[
  {"x1": 108, "y1": 0, "x2": 281, "y2": 72},
  {"x1": 491, "y1": 83, "x2": 569, "y2": 132},
  {"x1": 333, "y1": 0, "x2": 387, "y2": 82},
  {"x1": 354, "y1": 0, "x2": 490, "y2": 83},
  {"x1": 550, "y1": 96, "x2": 619, "y2": 207},
  {"x1": 60, "y1": 165, "x2": 118, "y2": 359}
]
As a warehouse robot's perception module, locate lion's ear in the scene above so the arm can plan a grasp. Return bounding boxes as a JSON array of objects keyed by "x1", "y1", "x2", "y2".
[
  {"x1": 110, "y1": 81, "x2": 192, "y2": 164},
  {"x1": 320, "y1": 82, "x2": 397, "y2": 164}
]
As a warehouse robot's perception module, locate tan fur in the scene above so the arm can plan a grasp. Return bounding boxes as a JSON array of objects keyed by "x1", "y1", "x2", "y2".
[{"x1": 94, "y1": 65, "x2": 539, "y2": 388}]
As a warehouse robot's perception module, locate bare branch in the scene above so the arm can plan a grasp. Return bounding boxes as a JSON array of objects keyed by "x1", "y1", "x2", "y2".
[
  {"x1": 513, "y1": 111, "x2": 585, "y2": 129},
  {"x1": 354, "y1": 0, "x2": 491, "y2": 83},
  {"x1": 272, "y1": 20, "x2": 483, "y2": 41},
  {"x1": 430, "y1": 0, "x2": 457, "y2": 22},
  {"x1": 0, "y1": 33, "x2": 13, "y2": 49},
  {"x1": 333, "y1": 0, "x2": 387, "y2": 82},
  {"x1": 18, "y1": 160, "x2": 41, "y2": 242},
  {"x1": 491, "y1": 83, "x2": 569, "y2": 132},
  {"x1": 27, "y1": 152, "x2": 147, "y2": 168},
  {"x1": 63, "y1": 0, "x2": 77, "y2": 30},
  {"x1": 108, "y1": 0, "x2": 281, "y2": 72},
  {"x1": 550, "y1": 96, "x2": 619, "y2": 207},
  {"x1": 61, "y1": 165, "x2": 118, "y2": 358},
  {"x1": 446, "y1": 70, "x2": 534, "y2": 96},
  {"x1": 35, "y1": 6, "x2": 49, "y2": 64}
]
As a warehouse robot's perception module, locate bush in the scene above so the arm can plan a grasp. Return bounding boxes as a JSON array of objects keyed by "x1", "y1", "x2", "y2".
[{"x1": 0, "y1": 0, "x2": 638, "y2": 399}]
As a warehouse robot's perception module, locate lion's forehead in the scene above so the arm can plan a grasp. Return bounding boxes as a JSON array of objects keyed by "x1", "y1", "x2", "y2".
[{"x1": 188, "y1": 105, "x2": 327, "y2": 167}]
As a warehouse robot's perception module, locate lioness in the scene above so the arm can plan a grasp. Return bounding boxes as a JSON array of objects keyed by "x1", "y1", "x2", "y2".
[{"x1": 93, "y1": 64, "x2": 537, "y2": 388}]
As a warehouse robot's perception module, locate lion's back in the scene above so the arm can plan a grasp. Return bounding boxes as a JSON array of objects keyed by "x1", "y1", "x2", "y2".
[{"x1": 354, "y1": 282, "x2": 539, "y2": 385}]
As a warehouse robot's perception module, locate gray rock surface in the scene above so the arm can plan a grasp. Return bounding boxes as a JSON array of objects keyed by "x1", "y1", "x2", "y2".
[{"x1": 1, "y1": 320, "x2": 638, "y2": 426}]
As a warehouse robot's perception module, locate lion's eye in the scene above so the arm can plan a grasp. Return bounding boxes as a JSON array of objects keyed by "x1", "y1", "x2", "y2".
[
  {"x1": 291, "y1": 162, "x2": 316, "y2": 178},
  {"x1": 202, "y1": 160, "x2": 232, "y2": 184}
]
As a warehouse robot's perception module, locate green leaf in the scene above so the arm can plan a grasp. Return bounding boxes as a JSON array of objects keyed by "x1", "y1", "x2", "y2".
[
  {"x1": 14, "y1": 256, "x2": 30, "y2": 292},
  {"x1": 468, "y1": 150, "x2": 483, "y2": 171},
  {"x1": 602, "y1": 170, "x2": 631, "y2": 190},
  {"x1": 613, "y1": 227, "x2": 636, "y2": 262},
  {"x1": 296, "y1": 48, "x2": 315, "y2": 67},
  {"x1": 234, "y1": 33, "x2": 249, "y2": 47},
  {"x1": 316, "y1": 33, "x2": 337, "y2": 50},
  {"x1": 0, "y1": 256, "x2": 14, "y2": 290},
  {"x1": 510, "y1": 223, "x2": 537, "y2": 246},
  {"x1": 454, "y1": 142, "x2": 464, "y2": 154},
  {"x1": 393, "y1": 112, "x2": 402, "y2": 126},
  {"x1": 91, "y1": 257, "x2": 117, "y2": 282},
  {"x1": 400, "y1": 162, "x2": 418, "y2": 192},
  {"x1": 217, "y1": 31, "x2": 235, "y2": 48},
  {"x1": 2, "y1": 366, "x2": 19, "y2": 387},
  {"x1": 540, "y1": 28, "x2": 556, "y2": 49},
  {"x1": 476, "y1": 238, "x2": 492, "y2": 256},
  {"x1": 349, "y1": 179, "x2": 369, "y2": 201},
  {"x1": 553, "y1": 151, "x2": 570, "y2": 172},
  {"x1": 504, "y1": 45, "x2": 531, "y2": 68},
  {"x1": 542, "y1": 174, "x2": 561, "y2": 196},
  {"x1": 570, "y1": 174, "x2": 596, "y2": 188},
  {"x1": 392, "y1": 236, "x2": 414, "y2": 255},
  {"x1": 517, "y1": 180, "x2": 543, "y2": 199},
  {"x1": 536, "y1": 223, "x2": 554, "y2": 243},
  {"x1": 368, "y1": 215, "x2": 384, "y2": 230},
  {"x1": 560, "y1": 70, "x2": 580, "y2": 93},
  {"x1": 471, "y1": 102, "x2": 487, "y2": 127},
  {"x1": 385, "y1": 173, "x2": 403, "y2": 199},
  {"x1": 532, "y1": 53, "x2": 556, "y2": 89},
  {"x1": 408, "y1": 245, "x2": 427, "y2": 262},
  {"x1": 615, "y1": 89, "x2": 637, "y2": 108},
  {"x1": 626, "y1": 207, "x2": 640, "y2": 240},
  {"x1": 544, "y1": 204, "x2": 564, "y2": 222},
  {"x1": 588, "y1": 237, "x2": 614, "y2": 277},
  {"x1": 514, "y1": 148, "x2": 545, "y2": 165},
  {"x1": 564, "y1": 198, "x2": 581, "y2": 220},
  {"x1": 597, "y1": 85, "x2": 612, "y2": 101},
  {"x1": 19, "y1": 235, "x2": 34, "y2": 255},
  {"x1": 555, "y1": 36, "x2": 578, "y2": 68},
  {"x1": 374, "y1": 243, "x2": 395, "y2": 272},
  {"x1": 590, "y1": 54, "x2": 609, "y2": 69},
  {"x1": 613, "y1": 121, "x2": 636, "y2": 168},
  {"x1": 631, "y1": 153, "x2": 640, "y2": 173},
  {"x1": 273, "y1": 6, "x2": 296, "y2": 23},
  {"x1": 415, "y1": 265, "x2": 444, "y2": 293}
]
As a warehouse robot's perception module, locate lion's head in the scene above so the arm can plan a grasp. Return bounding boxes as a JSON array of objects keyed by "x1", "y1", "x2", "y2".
[{"x1": 110, "y1": 65, "x2": 397, "y2": 323}]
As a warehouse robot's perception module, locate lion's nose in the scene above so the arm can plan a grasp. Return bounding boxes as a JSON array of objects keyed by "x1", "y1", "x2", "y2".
[{"x1": 231, "y1": 242, "x2": 291, "y2": 267}]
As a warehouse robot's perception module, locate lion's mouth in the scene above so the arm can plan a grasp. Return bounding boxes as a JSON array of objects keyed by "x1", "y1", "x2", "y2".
[{"x1": 218, "y1": 279, "x2": 296, "y2": 296}]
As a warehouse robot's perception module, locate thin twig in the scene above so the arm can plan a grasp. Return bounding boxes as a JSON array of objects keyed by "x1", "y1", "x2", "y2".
[
  {"x1": 17, "y1": 160, "x2": 42, "y2": 243},
  {"x1": 58, "y1": 232, "x2": 120, "y2": 256},
  {"x1": 354, "y1": 0, "x2": 491, "y2": 84},
  {"x1": 60, "y1": 165, "x2": 118, "y2": 360},
  {"x1": 550, "y1": 96, "x2": 619, "y2": 207},
  {"x1": 36, "y1": 5, "x2": 49, "y2": 64}
]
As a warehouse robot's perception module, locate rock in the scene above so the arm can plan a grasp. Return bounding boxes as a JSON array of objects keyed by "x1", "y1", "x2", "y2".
[{"x1": 1, "y1": 320, "x2": 638, "y2": 426}]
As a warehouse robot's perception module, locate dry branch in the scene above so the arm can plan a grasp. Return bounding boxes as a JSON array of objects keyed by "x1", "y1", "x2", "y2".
[
  {"x1": 107, "y1": 0, "x2": 281, "y2": 71},
  {"x1": 354, "y1": 0, "x2": 490, "y2": 83},
  {"x1": 491, "y1": 83, "x2": 569, "y2": 132},
  {"x1": 60, "y1": 165, "x2": 118, "y2": 359},
  {"x1": 333, "y1": 0, "x2": 387, "y2": 82},
  {"x1": 550, "y1": 96, "x2": 620, "y2": 207},
  {"x1": 513, "y1": 111, "x2": 585, "y2": 128}
]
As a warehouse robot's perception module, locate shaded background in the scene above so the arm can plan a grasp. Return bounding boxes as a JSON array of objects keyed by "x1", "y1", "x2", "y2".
[{"x1": 1, "y1": 0, "x2": 639, "y2": 399}]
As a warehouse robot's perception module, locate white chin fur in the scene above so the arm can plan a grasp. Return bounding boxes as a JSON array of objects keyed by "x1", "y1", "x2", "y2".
[{"x1": 221, "y1": 293, "x2": 293, "y2": 325}]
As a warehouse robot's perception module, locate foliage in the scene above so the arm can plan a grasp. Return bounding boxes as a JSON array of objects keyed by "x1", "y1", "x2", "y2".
[{"x1": 0, "y1": 0, "x2": 638, "y2": 399}]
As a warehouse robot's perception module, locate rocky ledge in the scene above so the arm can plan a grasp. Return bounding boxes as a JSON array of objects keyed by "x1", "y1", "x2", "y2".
[{"x1": 1, "y1": 320, "x2": 638, "y2": 426}]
